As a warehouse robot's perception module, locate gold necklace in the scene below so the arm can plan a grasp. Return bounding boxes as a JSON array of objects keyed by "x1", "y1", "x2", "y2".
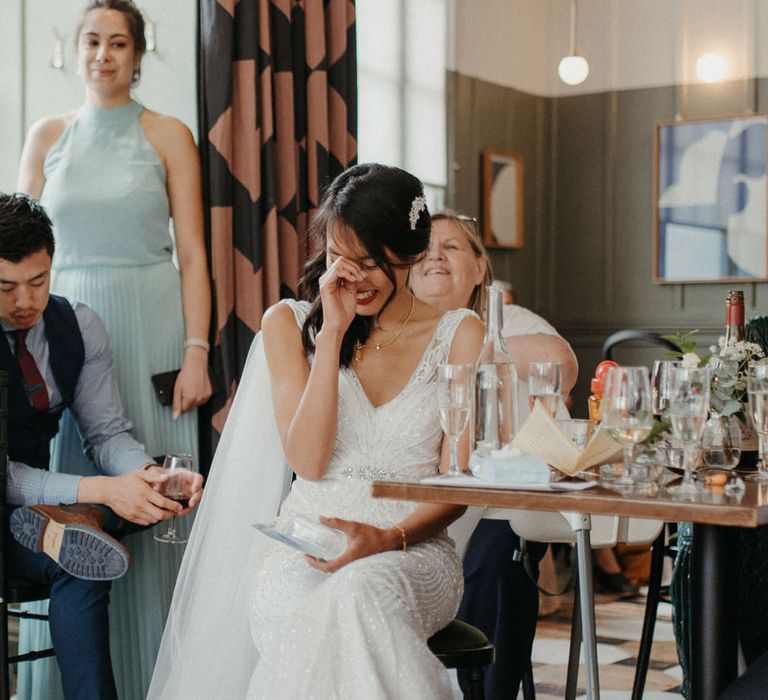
[{"x1": 354, "y1": 292, "x2": 416, "y2": 362}]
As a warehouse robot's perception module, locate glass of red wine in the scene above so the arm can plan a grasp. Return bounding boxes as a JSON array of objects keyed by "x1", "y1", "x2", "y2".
[{"x1": 154, "y1": 453, "x2": 196, "y2": 544}]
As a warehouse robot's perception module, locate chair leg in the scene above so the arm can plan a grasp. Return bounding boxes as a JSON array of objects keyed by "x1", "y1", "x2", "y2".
[
  {"x1": 632, "y1": 529, "x2": 666, "y2": 700},
  {"x1": 521, "y1": 658, "x2": 536, "y2": 699},
  {"x1": 465, "y1": 664, "x2": 485, "y2": 700},
  {"x1": 565, "y1": 578, "x2": 582, "y2": 700},
  {"x1": 0, "y1": 601, "x2": 10, "y2": 700}
]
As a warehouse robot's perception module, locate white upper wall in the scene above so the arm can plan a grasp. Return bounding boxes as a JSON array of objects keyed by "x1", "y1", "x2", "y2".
[{"x1": 453, "y1": 0, "x2": 768, "y2": 96}]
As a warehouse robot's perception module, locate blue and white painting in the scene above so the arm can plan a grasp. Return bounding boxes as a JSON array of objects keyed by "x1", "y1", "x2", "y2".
[{"x1": 656, "y1": 115, "x2": 767, "y2": 282}]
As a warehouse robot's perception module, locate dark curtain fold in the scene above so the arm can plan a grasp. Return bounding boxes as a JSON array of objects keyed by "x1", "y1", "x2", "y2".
[{"x1": 198, "y1": 0, "x2": 357, "y2": 453}]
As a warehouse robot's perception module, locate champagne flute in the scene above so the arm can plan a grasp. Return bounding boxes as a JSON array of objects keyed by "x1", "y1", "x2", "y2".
[
  {"x1": 437, "y1": 364, "x2": 473, "y2": 478},
  {"x1": 601, "y1": 366, "x2": 653, "y2": 490},
  {"x1": 667, "y1": 367, "x2": 710, "y2": 496},
  {"x1": 651, "y1": 359, "x2": 678, "y2": 418},
  {"x1": 154, "y1": 453, "x2": 196, "y2": 544},
  {"x1": 528, "y1": 361, "x2": 561, "y2": 417},
  {"x1": 747, "y1": 364, "x2": 768, "y2": 481}
]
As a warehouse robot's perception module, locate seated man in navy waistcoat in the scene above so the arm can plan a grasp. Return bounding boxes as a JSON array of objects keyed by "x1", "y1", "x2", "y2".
[{"x1": 0, "y1": 192, "x2": 203, "y2": 700}]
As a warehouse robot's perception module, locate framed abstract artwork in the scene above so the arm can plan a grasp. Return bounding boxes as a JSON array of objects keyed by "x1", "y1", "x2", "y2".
[
  {"x1": 482, "y1": 150, "x2": 524, "y2": 249},
  {"x1": 653, "y1": 113, "x2": 768, "y2": 283}
]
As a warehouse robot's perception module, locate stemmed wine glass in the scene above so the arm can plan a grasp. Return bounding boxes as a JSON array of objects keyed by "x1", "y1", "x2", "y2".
[
  {"x1": 747, "y1": 364, "x2": 768, "y2": 481},
  {"x1": 667, "y1": 367, "x2": 710, "y2": 496},
  {"x1": 601, "y1": 366, "x2": 654, "y2": 490},
  {"x1": 437, "y1": 364, "x2": 473, "y2": 479},
  {"x1": 528, "y1": 361, "x2": 561, "y2": 417},
  {"x1": 154, "y1": 453, "x2": 196, "y2": 544}
]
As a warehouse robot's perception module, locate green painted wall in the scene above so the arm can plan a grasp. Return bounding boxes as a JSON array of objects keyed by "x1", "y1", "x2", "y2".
[{"x1": 447, "y1": 71, "x2": 768, "y2": 416}]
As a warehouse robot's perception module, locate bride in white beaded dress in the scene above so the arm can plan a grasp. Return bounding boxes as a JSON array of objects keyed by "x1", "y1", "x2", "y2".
[{"x1": 148, "y1": 163, "x2": 484, "y2": 699}]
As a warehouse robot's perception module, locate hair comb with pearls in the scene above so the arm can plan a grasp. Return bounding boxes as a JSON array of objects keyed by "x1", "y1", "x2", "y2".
[{"x1": 408, "y1": 195, "x2": 427, "y2": 230}]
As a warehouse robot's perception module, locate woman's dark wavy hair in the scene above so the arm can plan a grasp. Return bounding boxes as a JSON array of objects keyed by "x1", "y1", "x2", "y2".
[{"x1": 299, "y1": 163, "x2": 431, "y2": 367}]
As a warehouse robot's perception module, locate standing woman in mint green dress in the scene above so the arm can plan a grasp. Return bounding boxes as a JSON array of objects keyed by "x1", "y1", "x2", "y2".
[{"x1": 16, "y1": 2, "x2": 211, "y2": 698}]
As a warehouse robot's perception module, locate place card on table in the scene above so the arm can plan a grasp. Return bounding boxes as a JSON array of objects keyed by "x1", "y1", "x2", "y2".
[{"x1": 512, "y1": 401, "x2": 623, "y2": 476}]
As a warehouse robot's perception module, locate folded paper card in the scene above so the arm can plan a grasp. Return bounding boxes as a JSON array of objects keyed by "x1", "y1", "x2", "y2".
[{"x1": 511, "y1": 401, "x2": 623, "y2": 476}]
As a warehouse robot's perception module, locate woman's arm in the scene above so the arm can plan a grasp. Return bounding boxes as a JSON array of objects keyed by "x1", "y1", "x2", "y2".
[
  {"x1": 309, "y1": 314, "x2": 485, "y2": 574},
  {"x1": 145, "y1": 115, "x2": 212, "y2": 418},
  {"x1": 17, "y1": 117, "x2": 67, "y2": 196},
  {"x1": 506, "y1": 333, "x2": 579, "y2": 395},
  {"x1": 262, "y1": 257, "x2": 366, "y2": 480}
]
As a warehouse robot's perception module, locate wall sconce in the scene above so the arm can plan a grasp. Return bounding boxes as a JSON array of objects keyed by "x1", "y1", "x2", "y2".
[
  {"x1": 696, "y1": 52, "x2": 726, "y2": 83},
  {"x1": 50, "y1": 27, "x2": 64, "y2": 69},
  {"x1": 558, "y1": 0, "x2": 589, "y2": 86}
]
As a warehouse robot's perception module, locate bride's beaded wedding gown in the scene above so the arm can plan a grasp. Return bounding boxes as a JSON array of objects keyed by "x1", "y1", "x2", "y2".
[{"x1": 246, "y1": 300, "x2": 471, "y2": 699}]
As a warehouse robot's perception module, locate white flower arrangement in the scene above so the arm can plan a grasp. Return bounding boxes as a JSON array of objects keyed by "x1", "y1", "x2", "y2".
[{"x1": 666, "y1": 331, "x2": 767, "y2": 418}]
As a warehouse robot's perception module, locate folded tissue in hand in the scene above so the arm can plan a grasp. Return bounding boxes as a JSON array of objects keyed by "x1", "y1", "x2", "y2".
[{"x1": 470, "y1": 445, "x2": 552, "y2": 484}]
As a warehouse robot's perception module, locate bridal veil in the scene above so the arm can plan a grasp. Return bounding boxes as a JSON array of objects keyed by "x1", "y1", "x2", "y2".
[{"x1": 147, "y1": 332, "x2": 292, "y2": 698}]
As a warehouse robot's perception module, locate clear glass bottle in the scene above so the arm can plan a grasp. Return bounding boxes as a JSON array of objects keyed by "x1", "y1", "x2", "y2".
[
  {"x1": 724, "y1": 289, "x2": 745, "y2": 345},
  {"x1": 472, "y1": 286, "x2": 518, "y2": 462}
]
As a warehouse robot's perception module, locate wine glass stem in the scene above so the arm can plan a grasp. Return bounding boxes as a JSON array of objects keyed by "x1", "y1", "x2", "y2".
[
  {"x1": 682, "y1": 445, "x2": 695, "y2": 485},
  {"x1": 759, "y1": 433, "x2": 768, "y2": 475},
  {"x1": 448, "y1": 436, "x2": 460, "y2": 476},
  {"x1": 622, "y1": 444, "x2": 633, "y2": 479},
  {"x1": 167, "y1": 516, "x2": 177, "y2": 538}
]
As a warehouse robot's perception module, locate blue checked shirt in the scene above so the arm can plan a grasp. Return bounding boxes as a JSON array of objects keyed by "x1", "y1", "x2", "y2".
[{"x1": 4, "y1": 302, "x2": 153, "y2": 505}]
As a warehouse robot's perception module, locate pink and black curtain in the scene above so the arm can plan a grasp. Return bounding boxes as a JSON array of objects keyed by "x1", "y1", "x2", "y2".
[{"x1": 198, "y1": 0, "x2": 357, "y2": 452}]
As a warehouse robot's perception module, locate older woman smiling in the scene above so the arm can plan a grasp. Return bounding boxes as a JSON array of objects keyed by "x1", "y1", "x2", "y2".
[{"x1": 410, "y1": 211, "x2": 578, "y2": 399}]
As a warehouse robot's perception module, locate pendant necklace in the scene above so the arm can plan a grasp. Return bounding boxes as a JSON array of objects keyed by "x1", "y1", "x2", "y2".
[{"x1": 354, "y1": 292, "x2": 416, "y2": 362}]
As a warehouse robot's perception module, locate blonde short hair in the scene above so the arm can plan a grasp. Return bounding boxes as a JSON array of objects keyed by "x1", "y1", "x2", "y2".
[{"x1": 431, "y1": 210, "x2": 493, "y2": 315}]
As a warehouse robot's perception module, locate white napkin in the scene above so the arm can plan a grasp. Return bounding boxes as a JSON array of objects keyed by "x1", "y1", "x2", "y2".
[{"x1": 470, "y1": 445, "x2": 552, "y2": 484}]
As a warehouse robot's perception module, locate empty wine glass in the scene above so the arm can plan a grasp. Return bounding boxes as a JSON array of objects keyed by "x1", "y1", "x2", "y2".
[
  {"x1": 747, "y1": 364, "x2": 768, "y2": 481},
  {"x1": 651, "y1": 359, "x2": 678, "y2": 418},
  {"x1": 437, "y1": 364, "x2": 473, "y2": 478},
  {"x1": 154, "y1": 453, "x2": 196, "y2": 544},
  {"x1": 601, "y1": 366, "x2": 654, "y2": 490},
  {"x1": 556, "y1": 418, "x2": 594, "y2": 447},
  {"x1": 667, "y1": 367, "x2": 710, "y2": 496},
  {"x1": 528, "y1": 361, "x2": 561, "y2": 417},
  {"x1": 701, "y1": 413, "x2": 741, "y2": 471}
]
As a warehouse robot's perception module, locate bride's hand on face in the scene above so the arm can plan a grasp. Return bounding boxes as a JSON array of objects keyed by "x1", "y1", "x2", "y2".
[
  {"x1": 318, "y1": 257, "x2": 366, "y2": 335},
  {"x1": 305, "y1": 516, "x2": 397, "y2": 573}
]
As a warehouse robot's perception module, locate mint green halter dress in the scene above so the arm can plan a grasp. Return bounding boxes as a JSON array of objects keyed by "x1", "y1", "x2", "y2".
[{"x1": 17, "y1": 99, "x2": 197, "y2": 700}]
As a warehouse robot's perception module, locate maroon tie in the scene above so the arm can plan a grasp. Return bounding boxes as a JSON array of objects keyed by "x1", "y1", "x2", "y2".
[{"x1": 15, "y1": 329, "x2": 50, "y2": 413}]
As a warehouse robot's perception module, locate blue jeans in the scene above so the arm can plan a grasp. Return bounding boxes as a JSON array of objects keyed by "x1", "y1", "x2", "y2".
[{"x1": 7, "y1": 506, "x2": 144, "y2": 700}]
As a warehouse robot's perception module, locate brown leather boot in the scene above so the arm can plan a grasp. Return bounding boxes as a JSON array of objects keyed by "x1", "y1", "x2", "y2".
[{"x1": 10, "y1": 504, "x2": 130, "y2": 581}]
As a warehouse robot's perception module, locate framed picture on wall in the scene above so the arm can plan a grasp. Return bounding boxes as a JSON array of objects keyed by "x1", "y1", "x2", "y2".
[
  {"x1": 653, "y1": 113, "x2": 768, "y2": 284},
  {"x1": 482, "y1": 150, "x2": 524, "y2": 249}
]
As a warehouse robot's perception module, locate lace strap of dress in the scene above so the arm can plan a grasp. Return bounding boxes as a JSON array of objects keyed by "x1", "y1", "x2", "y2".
[
  {"x1": 279, "y1": 299, "x2": 312, "y2": 329},
  {"x1": 419, "y1": 308, "x2": 479, "y2": 375}
]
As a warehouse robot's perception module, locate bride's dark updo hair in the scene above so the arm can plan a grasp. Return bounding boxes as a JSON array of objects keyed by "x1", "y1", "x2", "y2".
[{"x1": 299, "y1": 163, "x2": 431, "y2": 367}]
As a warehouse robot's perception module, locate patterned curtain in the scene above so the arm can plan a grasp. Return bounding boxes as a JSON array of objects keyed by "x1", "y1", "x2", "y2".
[{"x1": 198, "y1": 0, "x2": 357, "y2": 451}]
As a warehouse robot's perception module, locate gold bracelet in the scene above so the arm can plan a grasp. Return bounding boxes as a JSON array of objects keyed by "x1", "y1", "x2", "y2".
[{"x1": 393, "y1": 524, "x2": 407, "y2": 553}]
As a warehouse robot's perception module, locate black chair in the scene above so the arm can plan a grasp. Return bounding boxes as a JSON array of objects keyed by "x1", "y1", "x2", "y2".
[
  {"x1": 602, "y1": 329, "x2": 680, "y2": 363},
  {"x1": 428, "y1": 619, "x2": 495, "y2": 700},
  {"x1": 0, "y1": 371, "x2": 55, "y2": 700}
]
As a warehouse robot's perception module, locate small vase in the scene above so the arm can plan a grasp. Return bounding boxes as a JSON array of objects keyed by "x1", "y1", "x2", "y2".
[{"x1": 701, "y1": 412, "x2": 742, "y2": 470}]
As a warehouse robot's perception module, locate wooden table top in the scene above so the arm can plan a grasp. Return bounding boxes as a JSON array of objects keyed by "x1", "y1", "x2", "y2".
[{"x1": 371, "y1": 478, "x2": 768, "y2": 528}]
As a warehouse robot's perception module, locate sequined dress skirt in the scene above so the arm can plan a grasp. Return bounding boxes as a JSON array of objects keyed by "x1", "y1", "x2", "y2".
[{"x1": 247, "y1": 477, "x2": 463, "y2": 699}]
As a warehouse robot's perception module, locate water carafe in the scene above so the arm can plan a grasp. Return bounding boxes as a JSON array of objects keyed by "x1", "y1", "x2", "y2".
[{"x1": 472, "y1": 286, "x2": 518, "y2": 467}]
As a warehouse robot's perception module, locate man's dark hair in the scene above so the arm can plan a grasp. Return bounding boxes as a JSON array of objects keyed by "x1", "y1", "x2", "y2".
[{"x1": 0, "y1": 193, "x2": 55, "y2": 263}]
